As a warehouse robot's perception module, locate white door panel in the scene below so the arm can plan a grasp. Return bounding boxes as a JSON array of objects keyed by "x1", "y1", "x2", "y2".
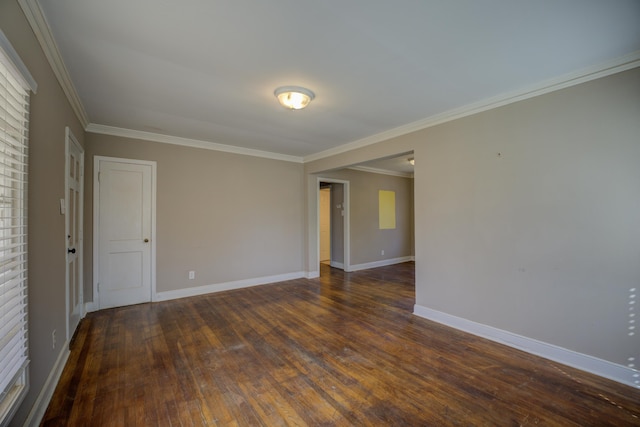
[
  {"x1": 96, "y1": 159, "x2": 155, "y2": 309},
  {"x1": 66, "y1": 128, "x2": 84, "y2": 340}
]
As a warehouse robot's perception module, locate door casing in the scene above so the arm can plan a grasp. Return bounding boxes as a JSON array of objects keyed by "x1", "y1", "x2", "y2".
[
  {"x1": 65, "y1": 127, "x2": 84, "y2": 341},
  {"x1": 316, "y1": 177, "x2": 350, "y2": 272}
]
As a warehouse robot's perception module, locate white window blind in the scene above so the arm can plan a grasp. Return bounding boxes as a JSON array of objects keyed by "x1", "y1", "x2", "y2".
[{"x1": 0, "y1": 28, "x2": 34, "y2": 426}]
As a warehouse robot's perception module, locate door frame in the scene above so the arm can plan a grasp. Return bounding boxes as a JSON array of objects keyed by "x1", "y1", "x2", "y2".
[
  {"x1": 316, "y1": 177, "x2": 350, "y2": 272},
  {"x1": 65, "y1": 127, "x2": 84, "y2": 341},
  {"x1": 93, "y1": 156, "x2": 157, "y2": 308}
]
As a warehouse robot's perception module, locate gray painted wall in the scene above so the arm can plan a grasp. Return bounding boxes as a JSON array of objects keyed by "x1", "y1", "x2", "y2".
[
  {"x1": 413, "y1": 68, "x2": 640, "y2": 365},
  {"x1": 320, "y1": 169, "x2": 414, "y2": 266},
  {"x1": 330, "y1": 183, "x2": 344, "y2": 266},
  {"x1": 84, "y1": 133, "x2": 305, "y2": 297},
  {"x1": 306, "y1": 67, "x2": 640, "y2": 368},
  {"x1": 1, "y1": 2, "x2": 86, "y2": 425},
  {"x1": 4, "y1": 1, "x2": 639, "y2": 422}
]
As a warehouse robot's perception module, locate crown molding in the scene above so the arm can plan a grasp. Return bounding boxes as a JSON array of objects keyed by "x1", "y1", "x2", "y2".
[
  {"x1": 348, "y1": 166, "x2": 413, "y2": 179},
  {"x1": 18, "y1": 0, "x2": 89, "y2": 127},
  {"x1": 15, "y1": 0, "x2": 640, "y2": 164},
  {"x1": 86, "y1": 124, "x2": 304, "y2": 163},
  {"x1": 304, "y1": 51, "x2": 640, "y2": 164}
]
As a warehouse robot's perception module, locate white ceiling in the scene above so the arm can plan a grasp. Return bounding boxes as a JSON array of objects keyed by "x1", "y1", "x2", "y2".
[{"x1": 37, "y1": 0, "x2": 640, "y2": 160}]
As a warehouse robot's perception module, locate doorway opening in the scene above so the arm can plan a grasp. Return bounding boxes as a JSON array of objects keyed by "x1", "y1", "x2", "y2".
[
  {"x1": 317, "y1": 178, "x2": 350, "y2": 274},
  {"x1": 319, "y1": 184, "x2": 331, "y2": 265},
  {"x1": 313, "y1": 152, "x2": 415, "y2": 283}
]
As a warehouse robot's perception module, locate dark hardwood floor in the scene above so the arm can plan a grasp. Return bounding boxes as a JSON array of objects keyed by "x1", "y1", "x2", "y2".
[{"x1": 42, "y1": 263, "x2": 640, "y2": 426}]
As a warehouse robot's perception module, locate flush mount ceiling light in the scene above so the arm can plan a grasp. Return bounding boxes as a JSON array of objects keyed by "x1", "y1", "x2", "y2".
[{"x1": 274, "y1": 86, "x2": 315, "y2": 110}]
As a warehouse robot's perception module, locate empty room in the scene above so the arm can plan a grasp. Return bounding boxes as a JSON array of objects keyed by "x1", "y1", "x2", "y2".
[{"x1": 1, "y1": 0, "x2": 639, "y2": 425}]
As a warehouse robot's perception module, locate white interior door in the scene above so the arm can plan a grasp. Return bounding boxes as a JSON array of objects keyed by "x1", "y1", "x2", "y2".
[
  {"x1": 95, "y1": 158, "x2": 155, "y2": 309},
  {"x1": 66, "y1": 128, "x2": 83, "y2": 340}
]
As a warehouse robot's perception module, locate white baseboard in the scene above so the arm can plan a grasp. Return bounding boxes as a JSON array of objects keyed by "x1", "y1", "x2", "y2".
[
  {"x1": 349, "y1": 256, "x2": 414, "y2": 272},
  {"x1": 330, "y1": 261, "x2": 344, "y2": 270},
  {"x1": 155, "y1": 271, "x2": 306, "y2": 302},
  {"x1": 84, "y1": 301, "x2": 97, "y2": 313},
  {"x1": 306, "y1": 271, "x2": 320, "y2": 279},
  {"x1": 413, "y1": 304, "x2": 639, "y2": 389},
  {"x1": 22, "y1": 343, "x2": 70, "y2": 427}
]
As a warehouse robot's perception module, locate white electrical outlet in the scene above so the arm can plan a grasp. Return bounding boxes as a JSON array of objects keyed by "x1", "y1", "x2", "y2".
[
  {"x1": 52, "y1": 329, "x2": 56, "y2": 349},
  {"x1": 188, "y1": 270, "x2": 195, "y2": 280},
  {"x1": 381, "y1": 250, "x2": 385, "y2": 256}
]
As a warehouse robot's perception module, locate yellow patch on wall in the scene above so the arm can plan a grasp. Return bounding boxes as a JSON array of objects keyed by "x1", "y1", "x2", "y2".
[{"x1": 379, "y1": 190, "x2": 396, "y2": 229}]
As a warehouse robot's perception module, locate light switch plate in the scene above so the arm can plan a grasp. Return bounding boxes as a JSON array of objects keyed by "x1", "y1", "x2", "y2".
[{"x1": 59, "y1": 198, "x2": 65, "y2": 215}]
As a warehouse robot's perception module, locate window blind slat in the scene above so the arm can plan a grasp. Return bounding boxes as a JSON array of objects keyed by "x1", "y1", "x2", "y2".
[
  {"x1": 0, "y1": 343, "x2": 27, "y2": 391},
  {"x1": 0, "y1": 310, "x2": 26, "y2": 349},
  {"x1": 0, "y1": 108, "x2": 28, "y2": 131},
  {"x1": 0, "y1": 83, "x2": 28, "y2": 113},
  {"x1": 0, "y1": 154, "x2": 27, "y2": 170},
  {"x1": 0, "y1": 267, "x2": 24, "y2": 283},
  {"x1": 0, "y1": 108, "x2": 28, "y2": 135},
  {"x1": 0, "y1": 35, "x2": 30, "y2": 424},
  {"x1": 0, "y1": 289, "x2": 25, "y2": 311},
  {"x1": 0, "y1": 94, "x2": 29, "y2": 119},
  {"x1": 0, "y1": 180, "x2": 27, "y2": 190},
  {"x1": 0, "y1": 150, "x2": 28, "y2": 163},
  {"x1": 0, "y1": 138, "x2": 26, "y2": 158},
  {"x1": 0, "y1": 335, "x2": 27, "y2": 394},
  {"x1": 0, "y1": 242, "x2": 25, "y2": 252},
  {"x1": 0, "y1": 258, "x2": 26, "y2": 270},
  {"x1": 0, "y1": 92, "x2": 28, "y2": 114},
  {"x1": 0, "y1": 318, "x2": 26, "y2": 368},
  {"x1": 0, "y1": 131, "x2": 27, "y2": 152},
  {"x1": 0, "y1": 276, "x2": 24, "y2": 299}
]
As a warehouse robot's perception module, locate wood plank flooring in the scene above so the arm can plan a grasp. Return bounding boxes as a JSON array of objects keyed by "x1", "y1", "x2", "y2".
[{"x1": 42, "y1": 263, "x2": 640, "y2": 426}]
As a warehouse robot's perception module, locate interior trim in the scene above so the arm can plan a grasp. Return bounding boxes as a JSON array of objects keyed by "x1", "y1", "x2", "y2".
[
  {"x1": 18, "y1": 0, "x2": 89, "y2": 126},
  {"x1": 413, "y1": 304, "x2": 639, "y2": 389},
  {"x1": 155, "y1": 271, "x2": 307, "y2": 302},
  {"x1": 350, "y1": 256, "x2": 415, "y2": 272},
  {"x1": 348, "y1": 166, "x2": 413, "y2": 179},
  {"x1": 20, "y1": 344, "x2": 70, "y2": 427},
  {"x1": 20, "y1": 0, "x2": 639, "y2": 164},
  {"x1": 86, "y1": 124, "x2": 304, "y2": 164},
  {"x1": 304, "y1": 51, "x2": 640, "y2": 163}
]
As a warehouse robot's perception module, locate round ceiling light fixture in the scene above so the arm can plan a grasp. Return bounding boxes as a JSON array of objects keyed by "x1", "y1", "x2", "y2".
[{"x1": 274, "y1": 86, "x2": 315, "y2": 110}]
